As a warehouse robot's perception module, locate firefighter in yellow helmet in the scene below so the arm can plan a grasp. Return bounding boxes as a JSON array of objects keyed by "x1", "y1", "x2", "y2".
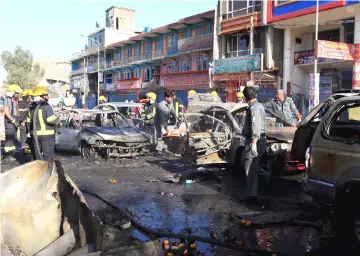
[
  {"x1": 27, "y1": 86, "x2": 56, "y2": 161},
  {"x1": 18, "y1": 89, "x2": 33, "y2": 149},
  {"x1": 143, "y1": 92, "x2": 157, "y2": 150},
  {"x1": 99, "y1": 95, "x2": 107, "y2": 104},
  {"x1": 236, "y1": 91, "x2": 245, "y2": 103},
  {"x1": 3, "y1": 84, "x2": 23, "y2": 157},
  {"x1": 188, "y1": 90, "x2": 196, "y2": 96},
  {"x1": 187, "y1": 90, "x2": 197, "y2": 104},
  {"x1": 210, "y1": 90, "x2": 218, "y2": 97}
]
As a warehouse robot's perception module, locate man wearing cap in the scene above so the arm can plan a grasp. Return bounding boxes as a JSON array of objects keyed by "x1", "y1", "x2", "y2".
[{"x1": 264, "y1": 89, "x2": 302, "y2": 126}]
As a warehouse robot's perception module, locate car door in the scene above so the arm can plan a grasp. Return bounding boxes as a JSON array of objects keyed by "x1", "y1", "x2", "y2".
[
  {"x1": 56, "y1": 112, "x2": 81, "y2": 151},
  {"x1": 290, "y1": 98, "x2": 334, "y2": 162},
  {"x1": 55, "y1": 112, "x2": 68, "y2": 150}
]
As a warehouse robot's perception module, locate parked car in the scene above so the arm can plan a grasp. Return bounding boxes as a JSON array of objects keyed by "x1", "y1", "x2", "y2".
[
  {"x1": 164, "y1": 94, "x2": 304, "y2": 175},
  {"x1": 292, "y1": 92, "x2": 360, "y2": 247},
  {"x1": 55, "y1": 109, "x2": 151, "y2": 159}
]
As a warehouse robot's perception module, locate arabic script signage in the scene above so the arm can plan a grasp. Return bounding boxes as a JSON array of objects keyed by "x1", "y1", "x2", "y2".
[
  {"x1": 214, "y1": 54, "x2": 263, "y2": 74},
  {"x1": 315, "y1": 40, "x2": 355, "y2": 61},
  {"x1": 294, "y1": 49, "x2": 337, "y2": 65},
  {"x1": 160, "y1": 71, "x2": 209, "y2": 87}
]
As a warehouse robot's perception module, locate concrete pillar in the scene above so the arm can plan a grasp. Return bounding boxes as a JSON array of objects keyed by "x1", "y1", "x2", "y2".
[
  {"x1": 352, "y1": 14, "x2": 360, "y2": 89},
  {"x1": 283, "y1": 28, "x2": 292, "y2": 92},
  {"x1": 221, "y1": 36, "x2": 226, "y2": 59},
  {"x1": 266, "y1": 26, "x2": 274, "y2": 70}
]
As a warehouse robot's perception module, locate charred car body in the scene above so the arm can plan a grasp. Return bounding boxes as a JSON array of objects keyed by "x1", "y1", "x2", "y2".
[
  {"x1": 165, "y1": 94, "x2": 304, "y2": 175},
  {"x1": 55, "y1": 109, "x2": 151, "y2": 158}
]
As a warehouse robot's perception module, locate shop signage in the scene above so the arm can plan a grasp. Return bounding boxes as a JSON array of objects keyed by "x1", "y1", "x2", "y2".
[
  {"x1": 178, "y1": 33, "x2": 213, "y2": 54},
  {"x1": 309, "y1": 73, "x2": 320, "y2": 111},
  {"x1": 294, "y1": 50, "x2": 337, "y2": 65},
  {"x1": 213, "y1": 73, "x2": 249, "y2": 81},
  {"x1": 213, "y1": 54, "x2": 263, "y2": 74},
  {"x1": 315, "y1": 40, "x2": 355, "y2": 61},
  {"x1": 98, "y1": 71, "x2": 103, "y2": 83},
  {"x1": 160, "y1": 71, "x2": 209, "y2": 87},
  {"x1": 105, "y1": 84, "x2": 117, "y2": 91},
  {"x1": 115, "y1": 78, "x2": 141, "y2": 90}
]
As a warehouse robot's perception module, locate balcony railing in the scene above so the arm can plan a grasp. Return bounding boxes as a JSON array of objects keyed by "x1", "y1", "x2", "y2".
[
  {"x1": 70, "y1": 66, "x2": 86, "y2": 75},
  {"x1": 108, "y1": 51, "x2": 164, "y2": 68},
  {"x1": 225, "y1": 3, "x2": 262, "y2": 19},
  {"x1": 225, "y1": 48, "x2": 264, "y2": 58},
  {"x1": 166, "y1": 46, "x2": 178, "y2": 56},
  {"x1": 178, "y1": 33, "x2": 213, "y2": 54}
]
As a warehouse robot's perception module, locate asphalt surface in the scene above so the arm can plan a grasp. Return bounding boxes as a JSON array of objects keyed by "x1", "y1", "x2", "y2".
[{"x1": 0, "y1": 152, "x2": 354, "y2": 255}]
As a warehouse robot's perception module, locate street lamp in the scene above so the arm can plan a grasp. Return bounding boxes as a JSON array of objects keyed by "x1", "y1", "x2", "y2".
[{"x1": 81, "y1": 34, "x2": 100, "y2": 105}]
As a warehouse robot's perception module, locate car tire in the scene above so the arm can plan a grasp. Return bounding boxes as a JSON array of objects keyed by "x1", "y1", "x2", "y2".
[
  {"x1": 332, "y1": 185, "x2": 360, "y2": 251},
  {"x1": 81, "y1": 142, "x2": 96, "y2": 159}
]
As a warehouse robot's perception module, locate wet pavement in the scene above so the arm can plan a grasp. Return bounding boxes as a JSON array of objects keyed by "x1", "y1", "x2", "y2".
[{"x1": 0, "y1": 153, "x2": 353, "y2": 255}]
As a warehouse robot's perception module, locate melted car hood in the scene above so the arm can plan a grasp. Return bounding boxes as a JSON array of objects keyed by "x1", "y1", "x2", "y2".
[
  {"x1": 84, "y1": 126, "x2": 150, "y2": 142},
  {"x1": 266, "y1": 127, "x2": 297, "y2": 142}
]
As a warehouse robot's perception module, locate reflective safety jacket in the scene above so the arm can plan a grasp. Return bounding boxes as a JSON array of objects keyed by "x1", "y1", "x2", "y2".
[
  {"x1": 172, "y1": 98, "x2": 184, "y2": 117},
  {"x1": 144, "y1": 103, "x2": 157, "y2": 125},
  {"x1": 27, "y1": 102, "x2": 56, "y2": 136}
]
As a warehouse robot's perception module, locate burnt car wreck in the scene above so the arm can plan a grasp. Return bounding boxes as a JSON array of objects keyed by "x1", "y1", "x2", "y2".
[
  {"x1": 164, "y1": 94, "x2": 305, "y2": 175},
  {"x1": 56, "y1": 109, "x2": 151, "y2": 159}
]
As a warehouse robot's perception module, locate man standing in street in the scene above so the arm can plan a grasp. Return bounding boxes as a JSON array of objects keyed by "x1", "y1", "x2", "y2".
[
  {"x1": 143, "y1": 92, "x2": 157, "y2": 150},
  {"x1": 155, "y1": 90, "x2": 175, "y2": 152},
  {"x1": 241, "y1": 86, "x2": 267, "y2": 203},
  {"x1": 28, "y1": 86, "x2": 56, "y2": 161},
  {"x1": 264, "y1": 89, "x2": 302, "y2": 126},
  {"x1": 3, "y1": 84, "x2": 24, "y2": 158}
]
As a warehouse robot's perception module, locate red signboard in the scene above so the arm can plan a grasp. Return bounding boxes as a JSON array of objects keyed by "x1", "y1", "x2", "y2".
[
  {"x1": 314, "y1": 40, "x2": 355, "y2": 61},
  {"x1": 160, "y1": 71, "x2": 209, "y2": 87},
  {"x1": 115, "y1": 78, "x2": 141, "y2": 90}
]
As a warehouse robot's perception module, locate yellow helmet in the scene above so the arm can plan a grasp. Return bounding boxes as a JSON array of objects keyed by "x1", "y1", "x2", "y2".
[
  {"x1": 188, "y1": 90, "x2": 196, "y2": 96},
  {"x1": 146, "y1": 92, "x2": 156, "y2": 101},
  {"x1": 210, "y1": 91, "x2": 218, "y2": 97},
  {"x1": 23, "y1": 89, "x2": 33, "y2": 97},
  {"x1": 33, "y1": 86, "x2": 49, "y2": 96},
  {"x1": 8, "y1": 84, "x2": 23, "y2": 94},
  {"x1": 236, "y1": 92, "x2": 244, "y2": 98},
  {"x1": 99, "y1": 95, "x2": 107, "y2": 102}
]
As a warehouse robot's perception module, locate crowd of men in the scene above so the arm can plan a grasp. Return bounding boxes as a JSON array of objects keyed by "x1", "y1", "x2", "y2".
[{"x1": 1, "y1": 85, "x2": 301, "y2": 203}]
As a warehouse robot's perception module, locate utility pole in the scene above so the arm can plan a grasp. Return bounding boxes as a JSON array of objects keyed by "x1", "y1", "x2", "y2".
[
  {"x1": 249, "y1": 15, "x2": 254, "y2": 83},
  {"x1": 312, "y1": 0, "x2": 320, "y2": 109}
]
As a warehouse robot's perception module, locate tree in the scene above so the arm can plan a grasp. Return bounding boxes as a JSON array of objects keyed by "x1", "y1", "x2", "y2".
[{"x1": 0, "y1": 46, "x2": 45, "y2": 89}]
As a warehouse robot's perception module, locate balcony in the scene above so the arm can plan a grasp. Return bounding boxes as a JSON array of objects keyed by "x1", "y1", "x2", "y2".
[
  {"x1": 225, "y1": 48, "x2": 264, "y2": 58},
  {"x1": 166, "y1": 46, "x2": 178, "y2": 56},
  {"x1": 178, "y1": 33, "x2": 213, "y2": 54},
  {"x1": 108, "y1": 51, "x2": 164, "y2": 69},
  {"x1": 70, "y1": 67, "x2": 87, "y2": 76}
]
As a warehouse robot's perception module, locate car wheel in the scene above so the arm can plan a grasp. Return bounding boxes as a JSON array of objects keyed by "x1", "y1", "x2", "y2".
[
  {"x1": 332, "y1": 185, "x2": 360, "y2": 250},
  {"x1": 81, "y1": 142, "x2": 95, "y2": 159}
]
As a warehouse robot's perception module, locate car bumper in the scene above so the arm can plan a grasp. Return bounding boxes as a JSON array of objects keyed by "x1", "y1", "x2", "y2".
[{"x1": 302, "y1": 174, "x2": 336, "y2": 203}]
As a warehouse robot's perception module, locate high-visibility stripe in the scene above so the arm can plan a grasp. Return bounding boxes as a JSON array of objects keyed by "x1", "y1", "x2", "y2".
[
  {"x1": 146, "y1": 107, "x2": 156, "y2": 119},
  {"x1": 38, "y1": 109, "x2": 46, "y2": 132},
  {"x1": 26, "y1": 117, "x2": 30, "y2": 122},
  {"x1": 4, "y1": 146, "x2": 16, "y2": 152},
  {"x1": 27, "y1": 111, "x2": 31, "y2": 123},
  {"x1": 31, "y1": 130, "x2": 55, "y2": 136},
  {"x1": 46, "y1": 115, "x2": 56, "y2": 123},
  {"x1": 175, "y1": 102, "x2": 179, "y2": 116}
]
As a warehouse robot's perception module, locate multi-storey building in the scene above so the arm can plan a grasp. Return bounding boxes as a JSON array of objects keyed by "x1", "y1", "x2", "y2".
[
  {"x1": 212, "y1": 0, "x2": 282, "y2": 103},
  {"x1": 104, "y1": 10, "x2": 214, "y2": 105},
  {"x1": 70, "y1": 6, "x2": 135, "y2": 108},
  {"x1": 70, "y1": 7, "x2": 214, "y2": 107},
  {"x1": 265, "y1": 0, "x2": 360, "y2": 111}
]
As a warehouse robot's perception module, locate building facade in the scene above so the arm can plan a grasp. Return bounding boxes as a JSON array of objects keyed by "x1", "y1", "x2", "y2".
[
  {"x1": 265, "y1": 0, "x2": 360, "y2": 110},
  {"x1": 70, "y1": 7, "x2": 214, "y2": 107}
]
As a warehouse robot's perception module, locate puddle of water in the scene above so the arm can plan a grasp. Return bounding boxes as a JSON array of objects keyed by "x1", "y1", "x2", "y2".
[{"x1": 116, "y1": 190, "x2": 323, "y2": 255}]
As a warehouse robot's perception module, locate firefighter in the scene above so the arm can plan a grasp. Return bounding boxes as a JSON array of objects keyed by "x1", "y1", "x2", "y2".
[
  {"x1": 28, "y1": 86, "x2": 56, "y2": 161},
  {"x1": 18, "y1": 89, "x2": 33, "y2": 148},
  {"x1": 187, "y1": 90, "x2": 197, "y2": 103},
  {"x1": 3, "y1": 84, "x2": 23, "y2": 157},
  {"x1": 143, "y1": 92, "x2": 157, "y2": 150},
  {"x1": 236, "y1": 91, "x2": 245, "y2": 103},
  {"x1": 170, "y1": 90, "x2": 184, "y2": 119},
  {"x1": 99, "y1": 95, "x2": 107, "y2": 104}
]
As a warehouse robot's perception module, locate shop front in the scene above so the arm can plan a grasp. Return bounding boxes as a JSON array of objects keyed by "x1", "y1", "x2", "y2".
[
  {"x1": 213, "y1": 53, "x2": 264, "y2": 102},
  {"x1": 160, "y1": 70, "x2": 210, "y2": 106},
  {"x1": 109, "y1": 78, "x2": 142, "y2": 102}
]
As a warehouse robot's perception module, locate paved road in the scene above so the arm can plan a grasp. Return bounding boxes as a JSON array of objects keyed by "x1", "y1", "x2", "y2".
[{"x1": 0, "y1": 153, "x2": 351, "y2": 255}]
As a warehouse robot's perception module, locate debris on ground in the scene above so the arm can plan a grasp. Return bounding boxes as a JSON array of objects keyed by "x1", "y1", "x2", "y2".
[{"x1": 109, "y1": 178, "x2": 117, "y2": 183}]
